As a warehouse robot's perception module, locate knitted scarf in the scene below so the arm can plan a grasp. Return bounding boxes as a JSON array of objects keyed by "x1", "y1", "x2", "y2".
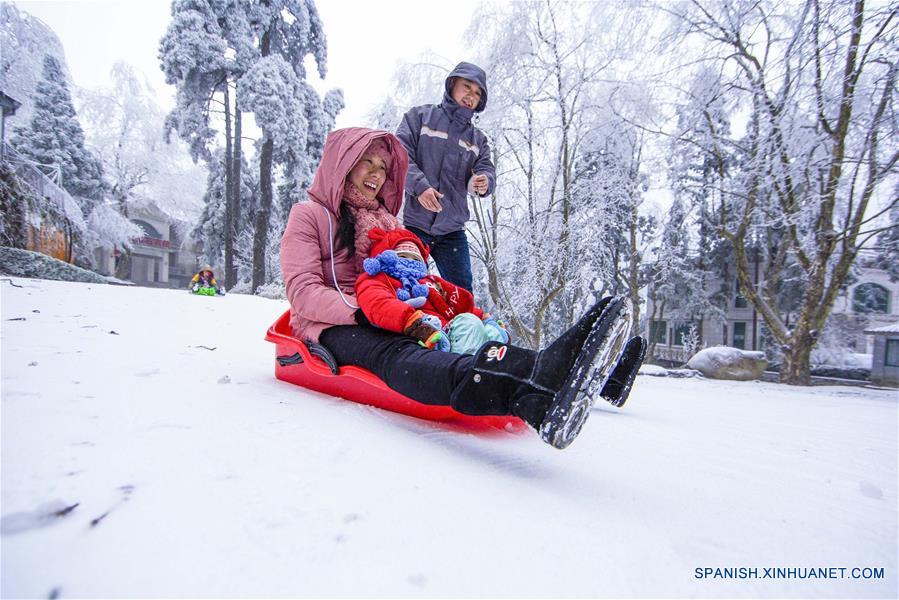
[{"x1": 343, "y1": 181, "x2": 400, "y2": 258}]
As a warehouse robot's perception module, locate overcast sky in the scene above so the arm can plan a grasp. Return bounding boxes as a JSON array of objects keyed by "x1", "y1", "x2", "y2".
[{"x1": 15, "y1": 0, "x2": 481, "y2": 129}]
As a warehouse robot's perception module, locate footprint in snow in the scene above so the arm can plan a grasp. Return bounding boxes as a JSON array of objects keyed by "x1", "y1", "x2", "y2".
[
  {"x1": 859, "y1": 481, "x2": 883, "y2": 500},
  {"x1": 135, "y1": 368, "x2": 160, "y2": 377},
  {"x1": 218, "y1": 375, "x2": 231, "y2": 384}
]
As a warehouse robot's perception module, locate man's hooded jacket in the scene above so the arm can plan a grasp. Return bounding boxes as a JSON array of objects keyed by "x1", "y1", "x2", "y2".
[{"x1": 396, "y1": 62, "x2": 496, "y2": 236}]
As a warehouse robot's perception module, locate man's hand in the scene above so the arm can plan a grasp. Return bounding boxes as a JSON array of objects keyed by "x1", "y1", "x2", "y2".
[
  {"x1": 471, "y1": 173, "x2": 489, "y2": 196},
  {"x1": 418, "y1": 187, "x2": 444, "y2": 212}
]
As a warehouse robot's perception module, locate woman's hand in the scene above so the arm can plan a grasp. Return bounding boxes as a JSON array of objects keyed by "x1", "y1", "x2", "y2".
[{"x1": 418, "y1": 188, "x2": 444, "y2": 212}]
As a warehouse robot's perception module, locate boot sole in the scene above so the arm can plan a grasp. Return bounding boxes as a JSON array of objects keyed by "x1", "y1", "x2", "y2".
[
  {"x1": 540, "y1": 297, "x2": 634, "y2": 449},
  {"x1": 602, "y1": 336, "x2": 648, "y2": 408}
]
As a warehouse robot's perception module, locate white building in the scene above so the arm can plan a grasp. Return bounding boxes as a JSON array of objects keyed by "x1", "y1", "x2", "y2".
[{"x1": 93, "y1": 203, "x2": 202, "y2": 288}]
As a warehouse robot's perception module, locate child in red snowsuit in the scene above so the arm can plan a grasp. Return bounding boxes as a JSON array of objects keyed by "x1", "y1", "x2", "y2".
[{"x1": 355, "y1": 227, "x2": 508, "y2": 353}]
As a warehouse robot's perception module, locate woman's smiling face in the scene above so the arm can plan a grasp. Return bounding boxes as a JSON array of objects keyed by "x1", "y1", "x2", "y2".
[{"x1": 347, "y1": 152, "x2": 387, "y2": 201}]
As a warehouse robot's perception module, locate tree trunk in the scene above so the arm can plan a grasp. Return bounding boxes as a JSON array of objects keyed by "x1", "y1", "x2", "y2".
[
  {"x1": 780, "y1": 327, "x2": 813, "y2": 385},
  {"x1": 251, "y1": 26, "x2": 273, "y2": 294},
  {"x1": 222, "y1": 82, "x2": 235, "y2": 290},
  {"x1": 114, "y1": 251, "x2": 131, "y2": 280},
  {"x1": 228, "y1": 101, "x2": 242, "y2": 288},
  {"x1": 252, "y1": 137, "x2": 274, "y2": 292},
  {"x1": 628, "y1": 202, "x2": 640, "y2": 333},
  {"x1": 114, "y1": 200, "x2": 130, "y2": 279}
]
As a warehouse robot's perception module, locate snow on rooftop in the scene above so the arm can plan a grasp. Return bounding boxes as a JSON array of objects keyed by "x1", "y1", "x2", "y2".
[{"x1": 864, "y1": 321, "x2": 899, "y2": 334}]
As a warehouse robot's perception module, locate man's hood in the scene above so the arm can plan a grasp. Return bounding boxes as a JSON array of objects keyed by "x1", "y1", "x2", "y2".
[{"x1": 443, "y1": 61, "x2": 488, "y2": 113}]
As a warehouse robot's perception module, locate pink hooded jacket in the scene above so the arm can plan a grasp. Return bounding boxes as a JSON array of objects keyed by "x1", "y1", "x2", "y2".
[{"x1": 280, "y1": 128, "x2": 409, "y2": 342}]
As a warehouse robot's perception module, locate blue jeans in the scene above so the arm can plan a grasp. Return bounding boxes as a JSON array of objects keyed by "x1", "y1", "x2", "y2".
[{"x1": 406, "y1": 226, "x2": 473, "y2": 292}]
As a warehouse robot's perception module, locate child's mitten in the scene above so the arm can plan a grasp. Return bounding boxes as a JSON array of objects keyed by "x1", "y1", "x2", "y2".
[
  {"x1": 404, "y1": 296, "x2": 427, "y2": 309},
  {"x1": 403, "y1": 311, "x2": 445, "y2": 350},
  {"x1": 482, "y1": 315, "x2": 510, "y2": 344}
]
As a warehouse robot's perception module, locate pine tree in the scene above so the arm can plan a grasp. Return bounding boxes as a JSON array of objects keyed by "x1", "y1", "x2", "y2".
[{"x1": 11, "y1": 55, "x2": 105, "y2": 210}]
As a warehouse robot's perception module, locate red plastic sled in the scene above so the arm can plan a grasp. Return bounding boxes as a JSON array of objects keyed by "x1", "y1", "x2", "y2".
[{"x1": 265, "y1": 310, "x2": 527, "y2": 434}]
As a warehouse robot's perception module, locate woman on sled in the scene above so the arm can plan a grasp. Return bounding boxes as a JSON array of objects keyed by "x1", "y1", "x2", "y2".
[{"x1": 279, "y1": 128, "x2": 646, "y2": 449}]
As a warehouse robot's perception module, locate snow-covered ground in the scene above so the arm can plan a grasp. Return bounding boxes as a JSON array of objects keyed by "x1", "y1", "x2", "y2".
[{"x1": 2, "y1": 277, "x2": 896, "y2": 598}]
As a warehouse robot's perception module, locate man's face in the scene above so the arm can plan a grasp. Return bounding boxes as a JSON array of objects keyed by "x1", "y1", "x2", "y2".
[{"x1": 451, "y1": 78, "x2": 482, "y2": 110}]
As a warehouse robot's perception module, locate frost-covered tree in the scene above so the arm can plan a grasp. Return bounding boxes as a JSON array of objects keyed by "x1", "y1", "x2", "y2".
[
  {"x1": 645, "y1": 197, "x2": 708, "y2": 357},
  {"x1": 0, "y1": 2, "x2": 69, "y2": 126},
  {"x1": 161, "y1": 0, "x2": 340, "y2": 293},
  {"x1": 457, "y1": 0, "x2": 654, "y2": 348},
  {"x1": 160, "y1": 0, "x2": 246, "y2": 288},
  {"x1": 10, "y1": 55, "x2": 105, "y2": 208},
  {"x1": 873, "y1": 195, "x2": 899, "y2": 282},
  {"x1": 84, "y1": 204, "x2": 143, "y2": 266},
  {"x1": 193, "y1": 149, "x2": 258, "y2": 287},
  {"x1": 664, "y1": 67, "x2": 738, "y2": 337},
  {"x1": 235, "y1": 0, "x2": 339, "y2": 293},
  {"x1": 79, "y1": 62, "x2": 206, "y2": 276},
  {"x1": 665, "y1": 0, "x2": 899, "y2": 384}
]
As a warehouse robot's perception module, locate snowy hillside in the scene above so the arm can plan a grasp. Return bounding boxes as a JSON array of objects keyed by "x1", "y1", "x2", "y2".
[{"x1": 1, "y1": 277, "x2": 896, "y2": 598}]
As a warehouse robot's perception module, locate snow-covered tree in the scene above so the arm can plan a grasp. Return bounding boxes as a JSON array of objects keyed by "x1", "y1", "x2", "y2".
[
  {"x1": 79, "y1": 62, "x2": 207, "y2": 217},
  {"x1": 873, "y1": 196, "x2": 899, "y2": 282},
  {"x1": 160, "y1": 0, "x2": 340, "y2": 293},
  {"x1": 665, "y1": 0, "x2": 899, "y2": 384},
  {"x1": 0, "y1": 2, "x2": 70, "y2": 126},
  {"x1": 160, "y1": 0, "x2": 244, "y2": 287},
  {"x1": 78, "y1": 62, "x2": 206, "y2": 276},
  {"x1": 235, "y1": 0, "x2": 340, "y2": 293},
  {"x1": 10, "y1": 55, "x2": 105, "y2": 208},
  {"x1": 457, "y1": 0, "x2": 654, "y2": 348},
  {"x1": 84, "y1": 204, "x2": 143, "y2": 261}
]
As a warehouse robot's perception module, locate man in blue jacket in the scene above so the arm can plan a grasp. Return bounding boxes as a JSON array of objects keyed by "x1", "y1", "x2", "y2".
[{"x1": 396, "y1": 62, "x2": 496, "y2": 293}]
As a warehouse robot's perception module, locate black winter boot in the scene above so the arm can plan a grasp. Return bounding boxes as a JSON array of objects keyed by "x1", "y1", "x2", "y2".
[
  {"x1": 539, "y1": 296, "x2": 633, "y2": 448},
  {"x1": 600, "y1": 336, "x2": 647, "y2": 408},
  {"x1": 451, "y1": 297, "x2": 633, "y2": 449},
  {"x1": 540, "y1": 296, "x2": 614, "y2": 374}
]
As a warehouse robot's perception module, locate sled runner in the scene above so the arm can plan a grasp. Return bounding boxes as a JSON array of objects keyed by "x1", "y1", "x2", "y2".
[{"x1": 265, "y1": 310, "x2": 527, "y2": 433}]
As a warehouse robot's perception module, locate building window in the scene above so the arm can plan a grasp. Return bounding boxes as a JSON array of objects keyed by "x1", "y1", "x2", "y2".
[
  {"x1": 852, "y1": 283, "x2": 889, "y2": 314},
  {"x1": 673, "y1": 322, "x2": 695, "y2": 347},
  {"x1": 733, "y1": 322, "x2": 747, "y2": 349},
  {"x1": 886, "y1": 339, "x2": 899, "y2": 367},
  {"x1": 734, "y1": 279, "x2": 748, "y2": 308},
  {"x1": 651, "y1": 321, "x2": 667, "y2": 345}
]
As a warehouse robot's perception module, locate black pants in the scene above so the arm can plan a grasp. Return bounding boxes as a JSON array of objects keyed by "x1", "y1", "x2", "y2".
[{"x1": 319, "y1": 325, "x2": 474, "y2": 405}]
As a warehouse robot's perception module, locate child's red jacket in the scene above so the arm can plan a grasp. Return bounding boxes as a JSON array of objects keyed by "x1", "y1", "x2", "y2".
[{"x1": 355, "y1": 228, "x2": 484, "y2": 333}]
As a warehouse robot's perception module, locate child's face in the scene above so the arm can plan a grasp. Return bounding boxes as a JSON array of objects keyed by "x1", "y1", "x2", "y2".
[
  {"x1": 394, "y1": 240, "x2": 424, "y2": 264},
  {"x1": 347, "y1": 152, "x2": 387, "y2": 201},
  {"x1": 451, "y1": 78, "x2": 482, "y2": 110}
]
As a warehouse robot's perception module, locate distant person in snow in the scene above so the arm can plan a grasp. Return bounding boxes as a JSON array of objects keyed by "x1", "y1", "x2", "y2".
[
  {"x1": 395, "y1": 61, "x2": 496, "y2": 294},
  {"x1": 279, "y1": 127, "x2": 647, "y2": 449},
  {"x1": 355, "y1": 226, "x2": 509, "y2": 355},
  {"x1": 189, "y1": 266, "x2": 221, "y2": 295}
]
